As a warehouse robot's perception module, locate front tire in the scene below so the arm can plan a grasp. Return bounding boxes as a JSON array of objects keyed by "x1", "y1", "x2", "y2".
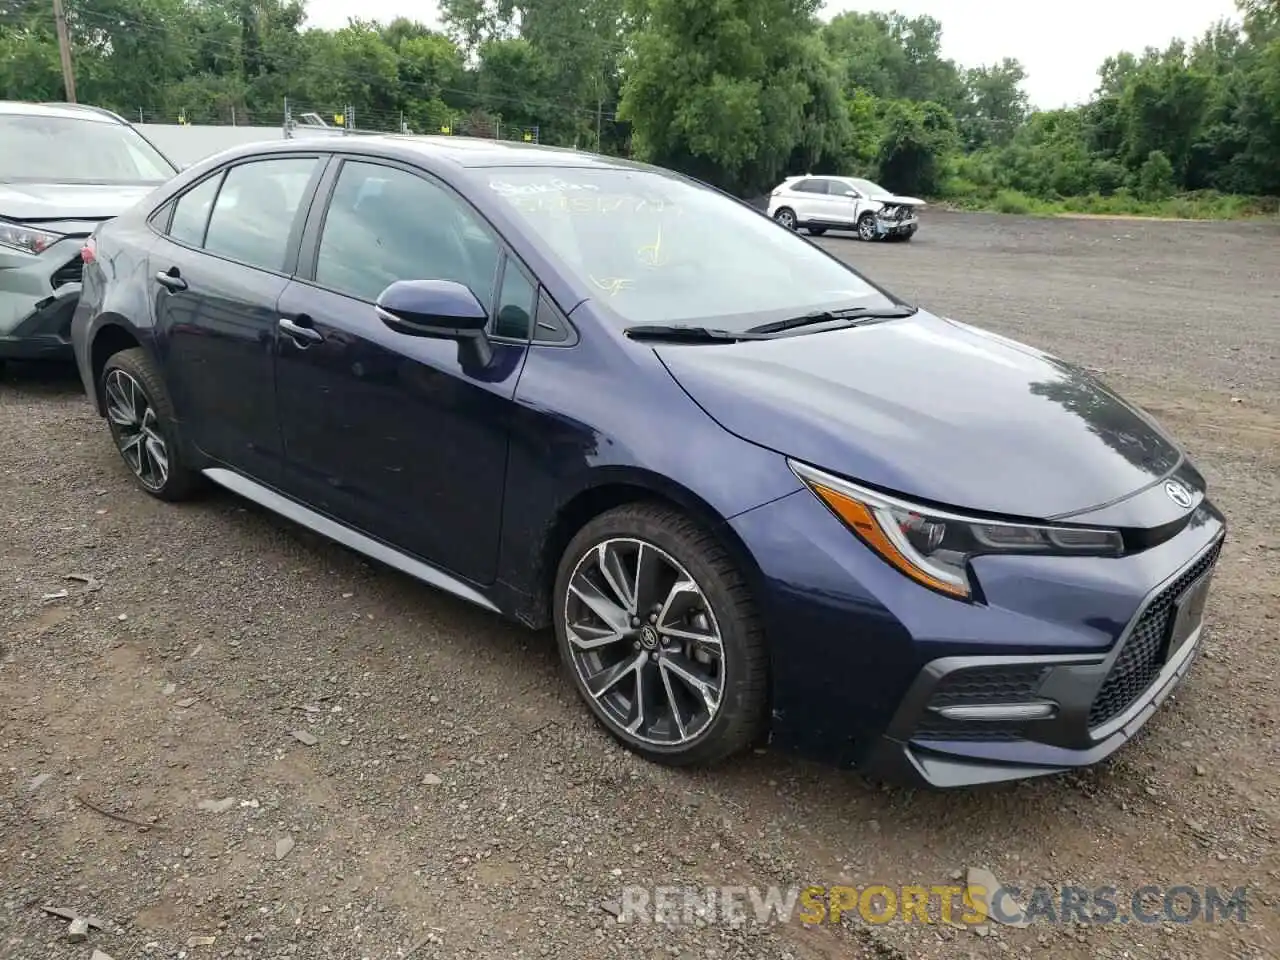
[
  {"x1": 857, "y1": 213, "x2": 878, "y2": 241},
  {"x1": 101, "y1": 347, "x2": 201, "y2": 501},
  {"x1": 773, "y1": 207, "x2": 797, "y2": 230},
  {"x1": 553, "y1": 503, "x2": 768, "y2": 766}
]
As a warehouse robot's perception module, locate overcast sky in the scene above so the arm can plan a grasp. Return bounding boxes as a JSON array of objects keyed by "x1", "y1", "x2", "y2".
[{"x1": 303, "y1": 0, "x2": 1243, "y2": 109}]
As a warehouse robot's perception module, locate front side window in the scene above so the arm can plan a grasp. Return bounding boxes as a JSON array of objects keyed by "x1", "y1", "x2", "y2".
[
  {"x1": 314, "y1": 160, "x2": 500, "y2": 307},
  {"x1": 203, "y1": 157, "x2": 320, "y2": 272},
  {"x1": 493, "y1": 257, "x2": 537, "y2": 340},
  {"x1": 486, "y1": 167, "x2": 899, "y2": 329},
  {"x1": 0, "y1": 114, "x2": 177, "y2": 183}
]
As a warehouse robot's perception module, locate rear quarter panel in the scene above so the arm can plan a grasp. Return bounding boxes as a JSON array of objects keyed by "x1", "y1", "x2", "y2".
[{"x1": 71, "y1": 213, "x2": 165, "y2": 412}]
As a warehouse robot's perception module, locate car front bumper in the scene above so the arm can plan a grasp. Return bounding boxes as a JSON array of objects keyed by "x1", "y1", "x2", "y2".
[
  {"x1": 875, "y1": 216, "x2": 917, "y2": 237},
  {"x1": 0, "y1": 238, "x2": 87, "y2": 362},
  {"x1": 729, "y1": 478, "x2": 1227, "y2": 788},
  {"x1": 860, "y1": 534, "x2": 1221, "y2": 787}
]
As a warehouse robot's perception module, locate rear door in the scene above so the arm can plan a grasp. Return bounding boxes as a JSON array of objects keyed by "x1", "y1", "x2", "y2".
[
  {"x1": 147, "y1": 153, "x2": 327, "y2": 483},
  {"x1": 272, "y1": 156, "x2": 532, "y2": 584},
  {"x1": 788, "y1": 179, "x2": 828, "y2": 222}
]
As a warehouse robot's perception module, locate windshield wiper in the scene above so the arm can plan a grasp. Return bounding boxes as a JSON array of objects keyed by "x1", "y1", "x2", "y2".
[
  {"x1": 624, "y1": 324, "x2": 771, "y2": 343},
  {"x1": 747, "y1": 305, "x2": 917, "y2": 335}
]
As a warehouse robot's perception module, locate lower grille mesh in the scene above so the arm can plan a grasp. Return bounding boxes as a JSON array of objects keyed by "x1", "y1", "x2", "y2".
[{"x1": 1087, "y1": 541, "x2": 1221, "y2": 729}]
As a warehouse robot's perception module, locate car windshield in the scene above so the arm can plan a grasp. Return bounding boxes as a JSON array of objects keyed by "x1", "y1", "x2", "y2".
[
  {"x1": 848, "y1": 178, "x2": 892, "y2": 197},
  {"x1": 0, "y1": 114, "x2": 177, "y2": 184},
  {"x1": 483, "y1": 166, "x2": 901, "y2": 329}
]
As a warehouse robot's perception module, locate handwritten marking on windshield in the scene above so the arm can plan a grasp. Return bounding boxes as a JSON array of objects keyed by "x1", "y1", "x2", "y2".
[
  {"x1": 637, "y1": 226, "x2": 667, "y2": 266},
  {"x1": 503, "y1": 194, "x2": 683, "y2": 217},
  {"x1": 590, "y1": 276, "x2": 633, "y2": 296},
  {"x1": 489, "y1": 177, "x2": 601, "y2": 197}
]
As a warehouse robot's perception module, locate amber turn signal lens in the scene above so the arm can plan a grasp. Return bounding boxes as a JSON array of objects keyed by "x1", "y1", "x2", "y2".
[{"x1": 808, "y1": 483, "x2": 970, "y2": 598}]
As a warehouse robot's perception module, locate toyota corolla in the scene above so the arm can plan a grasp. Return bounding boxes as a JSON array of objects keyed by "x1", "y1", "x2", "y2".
[{"x1": 68, "y1": 136, "x2": 1225, "y2": 788}]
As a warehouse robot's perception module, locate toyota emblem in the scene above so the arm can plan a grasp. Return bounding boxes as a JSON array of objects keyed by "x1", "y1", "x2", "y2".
[{"x1": 1164, "y1": 479, "x2": 1194, "y2": 509}]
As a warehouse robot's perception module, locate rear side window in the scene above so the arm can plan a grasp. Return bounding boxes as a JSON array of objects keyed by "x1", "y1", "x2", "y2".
[
  {"x1": 793, "y1": 179, "x2": 828, "y2": 194},
  {"x1": 203, "y1": 157, "x2": 320, "y2": 272},
  {"x1": 167, "y1": 174, "x2": 222, "y2": 247}
]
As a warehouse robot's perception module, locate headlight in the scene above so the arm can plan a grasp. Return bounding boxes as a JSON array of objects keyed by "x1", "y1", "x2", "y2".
[
  {"x1": 0, "y1": 218, "x2": 63, "y2": 255},
  {"x1": 789, "y1": 460, "x2": 1124, "y2": 600}
]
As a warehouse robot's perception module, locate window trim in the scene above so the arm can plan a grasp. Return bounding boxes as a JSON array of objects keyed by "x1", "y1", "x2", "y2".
[{"x1": 147, "y1": 152, "x2": 331, "y2": 278}]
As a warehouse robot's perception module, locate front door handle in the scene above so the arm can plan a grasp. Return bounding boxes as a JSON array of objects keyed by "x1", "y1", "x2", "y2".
[
  {"x1": 155, "y1": 268, "x2": 187, "y2": 292},
  {"x1": 279, "y1": 316, "x2": 323, "y2": 344}
]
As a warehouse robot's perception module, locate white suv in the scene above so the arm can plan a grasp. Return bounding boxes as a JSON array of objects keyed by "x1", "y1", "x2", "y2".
[{"x1": 766, "y1": 175, "x2": 924, "y2": 242}]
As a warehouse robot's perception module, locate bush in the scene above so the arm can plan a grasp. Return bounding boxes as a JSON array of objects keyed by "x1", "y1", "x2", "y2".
[
  {"x1": 1137, "y1": 150, "x2": 1176, "y2": 201},
  {"x1": 993, "y1": 189, "x2": 1033, "y2": 214}
]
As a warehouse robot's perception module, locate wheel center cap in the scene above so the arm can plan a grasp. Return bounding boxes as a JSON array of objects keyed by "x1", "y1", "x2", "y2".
[{"x1": 639, "y1": 625, "x2": 660, "y2": 650}]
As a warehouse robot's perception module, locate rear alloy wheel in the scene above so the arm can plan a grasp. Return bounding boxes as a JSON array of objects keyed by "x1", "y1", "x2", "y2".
[
  {"x1": 774, "y1": 207, "x2": 797, "y2": 230},
  {"x1": 101, "y1": 347, "x2": 200, "y2": 501},
  {"x1": 857, "y1": 213, "x2": 878, "y2": 241},
  {"x1": 554, "y1": 503, "x2": 768, "y2": 766}
]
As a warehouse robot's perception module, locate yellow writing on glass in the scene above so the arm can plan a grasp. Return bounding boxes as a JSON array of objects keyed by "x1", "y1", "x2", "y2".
[
  {"x1": 636, "y1": 226, "x2": 667, "y2": 266},
  {"x1": 508, "y1": 194, "x2": 682, "y2": 217},
  {"x1": 590, "y1": 276, "x2": 633, "y2": 296}
]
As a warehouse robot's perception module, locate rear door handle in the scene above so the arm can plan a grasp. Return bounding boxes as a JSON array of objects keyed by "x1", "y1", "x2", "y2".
[
  {"x1": 155, "y1": 268, "x2": 187, "y2": 292},
  {"x1": 279, "y1": 316, "x2": 323, "y2": 344}
]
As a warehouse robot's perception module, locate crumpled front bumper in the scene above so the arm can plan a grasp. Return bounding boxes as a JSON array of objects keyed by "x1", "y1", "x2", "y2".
[
  {"x1": 874, "y1": 216, "x2": 918, "y2": 237},
  {"x1": 0, "y1": 238, "x2": 86, "y2": 361},
  {"x1": 0, "y1": 285, "x2": 82, "y2": 360}
]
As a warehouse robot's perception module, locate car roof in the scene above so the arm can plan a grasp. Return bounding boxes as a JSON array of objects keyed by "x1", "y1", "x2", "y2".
[
  {"x1": 0, "y1": 100, "x2": 128, "y2": 124},
  {"x1": 217, "y1": 132, "x2": 658, "y2": 173}
]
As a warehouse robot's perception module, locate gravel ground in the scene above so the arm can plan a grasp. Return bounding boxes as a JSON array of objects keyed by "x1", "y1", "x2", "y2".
[{"x1": 2, "y1": 210, "x2": 1278, "y2": 960}]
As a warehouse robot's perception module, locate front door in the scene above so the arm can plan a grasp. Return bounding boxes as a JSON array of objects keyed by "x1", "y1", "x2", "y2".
[
  {"x1": 150, "y1": 154, "x2": 326, "y2": 482},
  {"x1": 274, "y1": 157, "x2": 537, "y2": 584}
]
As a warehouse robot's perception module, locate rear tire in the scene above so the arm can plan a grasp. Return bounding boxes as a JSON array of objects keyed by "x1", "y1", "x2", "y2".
[
  {"x1": 100, "y1": 347, "x2": 201, "y2": 502},
  {"x1": 553, "y1": 502, "x2": 769, "y2": 767}
]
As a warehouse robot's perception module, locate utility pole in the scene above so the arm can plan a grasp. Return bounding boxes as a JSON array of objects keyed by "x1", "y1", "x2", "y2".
[
  {"x1": 596, "y1": 88, "x2": 603, "y2": 152},
  {"x1": 52, "y1": 0, "x2": 76, "y2": 102}
]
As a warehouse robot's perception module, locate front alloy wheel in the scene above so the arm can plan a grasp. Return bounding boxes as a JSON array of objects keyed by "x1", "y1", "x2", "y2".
[
  {"x1": 857, "y1": 214, "x2": 878, "y2": 241},
  {"x1": 565, "y1": 537, "x2": 725, "y2": 745},
  {"x1": 105, "y1": 368, "x2": 169, "y2": 491},
  {"x1": 554, "y1": 503, "x2": 768, "y2": 765}
]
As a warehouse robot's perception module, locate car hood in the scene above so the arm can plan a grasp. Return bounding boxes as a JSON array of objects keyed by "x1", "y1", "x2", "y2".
[
  {"x1": 0, "y1": 181, "x2": 157, "y2": 222},
  {"x1": 654, "y1": 311, "x2": 1182, "y2": 520},
  {"x1": 872, "y1": 194, "x2": 925, "y2": 206}
]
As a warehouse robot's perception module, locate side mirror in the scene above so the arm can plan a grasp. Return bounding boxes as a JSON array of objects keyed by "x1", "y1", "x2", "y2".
[{"x1": 376, "y1": 279, "x2": 493, "y2": 367}]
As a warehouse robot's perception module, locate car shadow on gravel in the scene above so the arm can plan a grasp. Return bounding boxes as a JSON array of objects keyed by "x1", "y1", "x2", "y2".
[{"x1": 0, "y1": 359, "x2": 83, "y2": 395}]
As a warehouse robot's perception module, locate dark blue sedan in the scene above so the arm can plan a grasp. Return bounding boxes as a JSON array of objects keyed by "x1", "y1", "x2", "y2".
[{"x1": 68, "y1": 136, "x2": 1226, "y2": 788}]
